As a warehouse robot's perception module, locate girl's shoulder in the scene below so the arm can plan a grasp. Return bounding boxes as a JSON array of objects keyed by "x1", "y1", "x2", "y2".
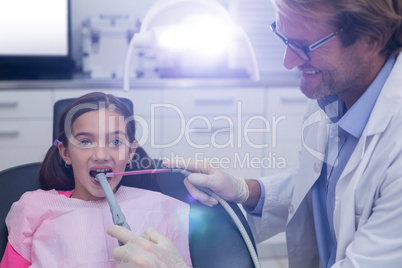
[
  {"x1": 5, "y1": 189, "x2": 70, "y2": 262},
  {"x1": 12, "y1": 189, "x2": 63, "y2": 207},
  {"x1": 6, "y1": 189, "x2": 76, "y2": 230}
]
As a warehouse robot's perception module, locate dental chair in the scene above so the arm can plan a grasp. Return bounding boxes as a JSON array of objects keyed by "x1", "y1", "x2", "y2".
[{"x1": 0, "y1": 97, "x2": 258, "y2": 267}]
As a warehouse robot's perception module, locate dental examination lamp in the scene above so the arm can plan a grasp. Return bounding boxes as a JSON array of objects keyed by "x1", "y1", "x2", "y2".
[{"x1": 123, "y1": 0, "x2": 259, "y2": 91}]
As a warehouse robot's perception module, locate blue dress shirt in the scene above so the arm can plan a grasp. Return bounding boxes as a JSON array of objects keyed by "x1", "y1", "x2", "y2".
[{"x1": 314, "y1": 54, "x2": 395, "y2": 267}]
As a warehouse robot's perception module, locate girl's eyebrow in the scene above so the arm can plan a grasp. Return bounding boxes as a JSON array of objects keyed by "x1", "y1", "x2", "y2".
[
  {"x1": 74, "y1": 132, "x2": 94, "y2": 139},
  {"x1": 73, "y1": 131, "x2": 128, "y2": 139}
]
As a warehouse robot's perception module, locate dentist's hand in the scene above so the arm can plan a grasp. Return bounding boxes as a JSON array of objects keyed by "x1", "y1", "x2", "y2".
[
  {"x1": 163, "y1": 159, "x2": 249, "y2": 207},
  {"x1": 107, "y1": 225, "x2": 189, "y2": 268}
]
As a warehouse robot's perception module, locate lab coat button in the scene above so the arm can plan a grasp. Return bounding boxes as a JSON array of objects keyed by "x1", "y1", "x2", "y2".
[
  {"x1": 288, "y1": 204, "x2": 294, "y2": 214},
  {"x1": 313, "y1": 162, "x2": 321, "y2": 173}
]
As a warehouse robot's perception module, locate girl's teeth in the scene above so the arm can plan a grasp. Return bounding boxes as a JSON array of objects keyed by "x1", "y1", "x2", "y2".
[{"x1": 90, "y1": 169, "x2": 112, "y2": 178}]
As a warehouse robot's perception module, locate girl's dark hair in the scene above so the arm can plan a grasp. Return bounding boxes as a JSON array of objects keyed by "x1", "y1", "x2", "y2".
[{"x1": 39, "y1": 92, "x2": 160, "y2": 192}]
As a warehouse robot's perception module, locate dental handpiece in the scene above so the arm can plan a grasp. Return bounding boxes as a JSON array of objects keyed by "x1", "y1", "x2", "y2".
[
  {"x1": 95, "y1": 168, "x2": 191, "y2": 246},
  {"x1": 95, "y1": 173, "x2": 131, "y2": 246}
]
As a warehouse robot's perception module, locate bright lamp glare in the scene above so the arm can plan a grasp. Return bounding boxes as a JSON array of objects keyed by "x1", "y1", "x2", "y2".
[{"x1": 158, "y1": 15, "x2": 235, "y2": 56}]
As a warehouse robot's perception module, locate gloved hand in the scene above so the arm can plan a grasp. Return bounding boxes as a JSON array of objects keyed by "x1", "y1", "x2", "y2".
[
  {"x1": 163, "y1": 159, "x2": 249, "y2": 207},
  {"x1": 107, "y1": 225, "x2": 190, "y2": 268}
]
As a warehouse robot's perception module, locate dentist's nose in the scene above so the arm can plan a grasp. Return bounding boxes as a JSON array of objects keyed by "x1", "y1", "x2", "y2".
[{"x1": 283, "y1": 46, "x2": 305, "y2": 70}]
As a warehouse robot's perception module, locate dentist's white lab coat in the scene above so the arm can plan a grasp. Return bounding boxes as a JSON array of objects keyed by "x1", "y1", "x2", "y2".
[{"x1": 248, "y1": 54, "x2": 402, "y2": 268}]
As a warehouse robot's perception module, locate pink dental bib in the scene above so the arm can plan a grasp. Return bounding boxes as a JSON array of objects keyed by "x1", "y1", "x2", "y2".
[{"x1": 6, "y1": 186, "x2": 191, "y2": 267}]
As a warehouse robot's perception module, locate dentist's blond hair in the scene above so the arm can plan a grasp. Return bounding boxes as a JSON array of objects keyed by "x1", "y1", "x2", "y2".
[{"x1": 272, "y1": 0, "x2": 402, "y2": 57}]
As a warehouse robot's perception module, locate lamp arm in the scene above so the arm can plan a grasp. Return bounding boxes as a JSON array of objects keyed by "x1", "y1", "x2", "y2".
[
  {"x1": 141, "y1": 0, "x2": 233, "y2": 32},
  {"x1": 238, "y1": 27, "x2": 260, "y2": 80},
  {"x1": 123, "y1": 32, "x2": 137, "y2": 91}
]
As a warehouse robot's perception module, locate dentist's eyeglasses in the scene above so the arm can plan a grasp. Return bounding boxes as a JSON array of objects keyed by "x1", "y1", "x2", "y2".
[{"x1": 270, "y1": 21, "x2": 342, "y2": 61}]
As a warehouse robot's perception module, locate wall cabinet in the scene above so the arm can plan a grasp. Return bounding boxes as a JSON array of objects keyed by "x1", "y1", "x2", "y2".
[{"x1": 0, "y1": 90, "x2": 52, "y2": 171}]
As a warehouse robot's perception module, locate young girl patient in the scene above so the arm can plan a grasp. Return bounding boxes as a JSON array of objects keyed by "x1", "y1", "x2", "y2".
[{"x1": 0, "y1": 92, "x2": 191, "y2": 267}]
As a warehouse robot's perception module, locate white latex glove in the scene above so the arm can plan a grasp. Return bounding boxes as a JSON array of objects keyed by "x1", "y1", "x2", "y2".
[
  {"x1": 163, "y1": 159, "x2": 249, "y2": 207},
  {"x1": 107, "y1": 226, "x2": 189, "y2": 268}
]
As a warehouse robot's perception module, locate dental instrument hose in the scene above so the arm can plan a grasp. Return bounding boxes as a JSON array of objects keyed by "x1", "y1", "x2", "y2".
[
  {"x1": 173, "y1": 169, "x2": 261, "y2": 268},
  {"x1": 196, "y1": 186, "x2": 261, "y2": 268}
]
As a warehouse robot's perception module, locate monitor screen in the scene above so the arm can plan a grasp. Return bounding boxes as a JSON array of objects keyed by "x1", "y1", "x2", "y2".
[{"x1": 0, "y1": 0, "x2": 73, "y2": 79}]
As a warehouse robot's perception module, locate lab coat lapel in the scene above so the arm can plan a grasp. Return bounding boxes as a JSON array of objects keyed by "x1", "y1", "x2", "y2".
[
  {"x1": 288, "y1": 107, "x2": 328, "y2": 224},
  {"x1": 334, "y1": 132, "x2": 380, "y2": 260}
]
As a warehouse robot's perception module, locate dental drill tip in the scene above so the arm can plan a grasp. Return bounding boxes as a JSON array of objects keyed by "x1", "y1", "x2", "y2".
[{"x1": 94, "y1": 173, "x2": 107, "y2": 182}]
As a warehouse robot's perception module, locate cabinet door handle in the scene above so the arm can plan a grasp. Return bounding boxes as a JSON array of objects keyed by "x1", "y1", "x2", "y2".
[
  {"x1": 0, "y1": 131, "x2": 19, "y2": 137},
  {"x1": 194, "y1": 99, "x2": 234, "y2": 106},
  {"x1": 0, "y1": 102, "x2": 18, "y2": 108}
]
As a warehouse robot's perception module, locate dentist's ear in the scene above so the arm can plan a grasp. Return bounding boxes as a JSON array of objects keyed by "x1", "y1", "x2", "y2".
[{"x1": 365, "y1": 34, "x2": 384, "y2": 56}]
